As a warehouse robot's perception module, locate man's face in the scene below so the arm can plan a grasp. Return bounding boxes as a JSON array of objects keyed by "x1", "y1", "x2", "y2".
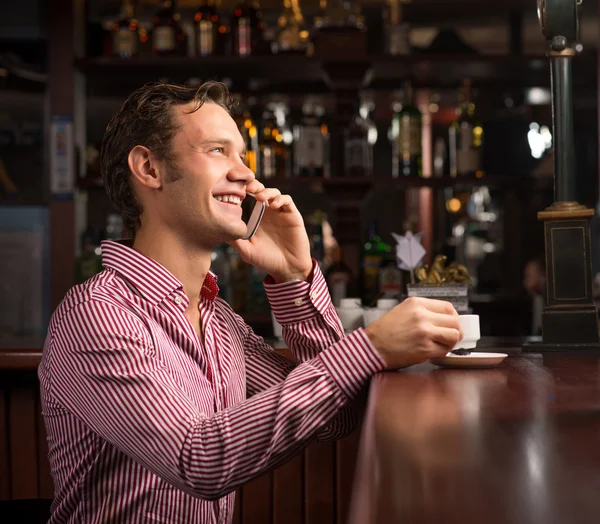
[{"x1": 154, "y1": 101, "x2": 255, "y2": 247}]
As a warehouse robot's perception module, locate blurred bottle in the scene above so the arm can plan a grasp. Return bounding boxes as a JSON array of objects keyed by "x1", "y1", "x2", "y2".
[
  {"x1": 210, "y1": 243, "x2": 232, "y2": 302},
  {"x1": 386, "y1": 0, "x2": 410, "y2": 55},
  {"x1": 104, "y1": 214, "x2": 124, "y2": 241},
  {"x1": 378, "y1": 250, "x2": 402, "y2": 298},
  {"x1": 361, "y1": 220, "x2": 390, "y2": 305},
  {"x1": 308, "y1": 210, "x2": 325, "y2": 268},
  {"x1": 194, "y1": 0, "x2": 225, "y2": 56},
  {"x1": 449, "y1": 79, "x2": 483, "y2": 177},
  {"x1": 259, "y1": 108, "x2": 287, "y2": 180},
  {"x1": 394, "y1": 79, "x2": 422, "y2": 177},
  {"x1": 152, "y1": 0, "x2": 186, "y2": 56},
  {"x1": 344, "y1": 101, "x2": 373, "y2": 177},
  {"x1": 229, "y1": 248, "x2": 250, "y2": 312},
  {"x1": 234, "y1": 101, "x2": 260, "y2": 178},
  {"x1": 111, "y1": 0, "x2": 139, "y2": 58},
  {"x1": 272, "y1": 0, "x2": 310, "y2": 55},
  {"x1": 231, "y1": 0, "x2": 264, "y2": 56},
  {"x1": 76, "y1": 227, "x2": 103, "y2": 284},
  {"x1": 293, "y1": 99, "x2": 329, "y2": 178},
  {"x1": 433, "y1": 136, "x2": 446, "y2": 177},
  {"x1": 325, "y1": 245, "x2": 353, "y2": 307}
]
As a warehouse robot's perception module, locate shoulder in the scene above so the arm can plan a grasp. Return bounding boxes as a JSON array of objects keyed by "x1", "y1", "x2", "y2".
[{"x1": 47, "y1": 270, "x2": 151, "y2": 349}]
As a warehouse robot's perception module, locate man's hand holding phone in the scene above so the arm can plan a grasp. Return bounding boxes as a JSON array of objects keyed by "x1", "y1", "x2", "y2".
[{"x1": 227, "y1": 181, "x2": 313, "y2": 283}]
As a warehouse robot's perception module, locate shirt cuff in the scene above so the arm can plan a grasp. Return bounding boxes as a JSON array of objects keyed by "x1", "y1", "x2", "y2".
[
  {"x1": 264, "y1": 260, "x2": 332, "y2": 324},
  {"x1": 318, "y1": 328, "x2": 386, "y2": 399}
]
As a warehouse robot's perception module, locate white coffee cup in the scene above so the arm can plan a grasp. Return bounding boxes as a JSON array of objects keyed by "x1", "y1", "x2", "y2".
[{"x1": 453, "y1": 314, "x2": 481, "y2": 350}]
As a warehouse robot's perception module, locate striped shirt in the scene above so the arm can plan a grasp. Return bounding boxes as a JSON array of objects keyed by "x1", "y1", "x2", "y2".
[{"x1": 39, "y1": 240, "x2": 384, "y2": 523}]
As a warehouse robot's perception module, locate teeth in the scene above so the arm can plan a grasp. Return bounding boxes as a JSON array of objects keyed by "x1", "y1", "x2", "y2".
[{"x1": 214, "y1": 195, "x2": 241, "y2": 204}]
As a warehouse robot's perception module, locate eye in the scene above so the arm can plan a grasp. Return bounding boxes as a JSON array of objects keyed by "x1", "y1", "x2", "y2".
[{"x1": 210, "y1": 147, "x2": 225, "y2": 154}]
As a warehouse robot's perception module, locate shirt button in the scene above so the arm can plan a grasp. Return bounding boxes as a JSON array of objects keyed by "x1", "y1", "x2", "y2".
[
  {"x1": 294, "y1": 298, "x2": 303, "y2": 306},
  {"x1": 173, "y1": 295, "x2": 182, "y2": 305},
  {"x1": 311, "y1": 291, "x2": 318, "y2": 300}
]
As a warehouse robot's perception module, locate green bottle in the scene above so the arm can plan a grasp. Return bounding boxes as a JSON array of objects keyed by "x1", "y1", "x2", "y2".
[
  {"x1": 395, "y1": 79, "x2": 422, "y2": 177},
  {"x1": 361, "y1": 221, "x2": 390, "y2": 305}
]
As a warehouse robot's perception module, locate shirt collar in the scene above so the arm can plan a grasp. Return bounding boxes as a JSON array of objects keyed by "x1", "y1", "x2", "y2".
[{"x1": 101, "y1": 240, "x2": 219, "y2": 304}]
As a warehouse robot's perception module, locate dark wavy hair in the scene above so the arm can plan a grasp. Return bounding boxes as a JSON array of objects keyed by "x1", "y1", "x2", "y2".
[{"x1": 100, "y1": 81, "x2": 236, "y2": 234}]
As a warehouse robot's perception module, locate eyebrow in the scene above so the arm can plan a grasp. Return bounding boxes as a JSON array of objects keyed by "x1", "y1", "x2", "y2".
[{"x1": 197, "y1": 138, "x2": 246, "y2": 158}]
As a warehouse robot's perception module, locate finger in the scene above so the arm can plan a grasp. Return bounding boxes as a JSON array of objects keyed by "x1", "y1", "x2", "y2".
[
  {"x1": 267, "y1": 194, "x2": 295, "y2": 211},
  {"x1": 419, "y1": 298, "x2": 459, "y2": 316},
  {"x1": 245, "y1": 180, "x2": 266, "y2": 194},
  {"x1": 429, "y1": 326, "x2": 462, "y2": 349},
  {"x1": 253, "y1": 188, "x2": 282, "y2": 204},
  {"x1": 429, "y1": 311, "x2": 463, "y2": 333}
]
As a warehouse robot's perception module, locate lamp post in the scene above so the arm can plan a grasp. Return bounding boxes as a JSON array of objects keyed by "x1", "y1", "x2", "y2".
[{"x1": 523, "y1": 0, "x2": 600, "y2": 350}]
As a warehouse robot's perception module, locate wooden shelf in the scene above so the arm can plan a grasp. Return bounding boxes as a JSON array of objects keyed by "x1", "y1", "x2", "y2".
[{"x1": 75, "y1": 53, "x2": 597, "y2": 96}]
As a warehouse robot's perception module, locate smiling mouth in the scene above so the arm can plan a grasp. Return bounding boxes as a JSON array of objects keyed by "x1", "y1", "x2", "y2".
[{"x1": 214, "y1": 195, "x2": 242, "y2": 205}]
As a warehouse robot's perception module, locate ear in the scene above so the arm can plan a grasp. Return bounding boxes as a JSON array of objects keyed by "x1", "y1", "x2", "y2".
[{"x1": 128, "y1": 145, "x2": 163, "y2": 190}]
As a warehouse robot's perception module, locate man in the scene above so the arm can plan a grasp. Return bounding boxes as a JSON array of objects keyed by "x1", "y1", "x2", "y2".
[{"x1": 39, "y1": 81, "x2": 462, "y2": 523}]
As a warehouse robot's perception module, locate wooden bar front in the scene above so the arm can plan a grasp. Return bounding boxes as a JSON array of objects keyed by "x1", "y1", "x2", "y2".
[
  {"x1": 0, "y1": 344, "x2": 360, "y2": 524},
  {"x1": 348, "y1": 342, "x2": 600, "y2": 524}
]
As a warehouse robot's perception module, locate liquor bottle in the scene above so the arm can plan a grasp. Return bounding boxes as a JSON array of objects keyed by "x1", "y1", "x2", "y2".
[
  {"x1": 325, "y1": 245, "x2": 353, "y2": 307},
  {"x1": 111, "y1": 0, "x2": 139, "y2": 58},
  {"x1": 321, "y1": 0, "x2": 364, "y2": 29},
  {"x1": 234, "y1": 102, "x2": 260, "y2": 177},
  {"x1": 76, "y1": 227, "x2": 103, "y2": 284},
  {"x1": 449, "y1": 79, "x2": 483, "y2": 177},
  {"x1": 394, "y1": 79, "x2": 422, "y2": 177},
  {"x1": 231, "y1": 0, "x2": 264, "y2": 57},
  {"x1": 272, "y1": 0, "x2": 309, "y2": 55},
  {"x1": 293, "y1": 99, "x2": 329, "y2": 178},
  {"x1": 152, "y1": 0, "x2": 185, "y2": 56},
  {"x1": 344, "y1": 101, "x2": 373, "y2": 177},
  {"x1": 259, "y1": 109, "x2": 287, "y2": 180},
  {"x1": 361, "y1": 221, "x2": 390, "y2": 305},
  {"x1": 194, "y1": 0, "x2": 222, "y2": 56},
  {"x1": 378, "y1": 251, "x2": 402, "y2": 298},
  {"x1": 211, "y1": 243, "x2": 232, "y2": 303},
  {"x1": 308, "y1": 210, "x2": 325, "y2": 268},
  {"x1": 386, "y1": 0, "x2": 410, "y2": 55}
]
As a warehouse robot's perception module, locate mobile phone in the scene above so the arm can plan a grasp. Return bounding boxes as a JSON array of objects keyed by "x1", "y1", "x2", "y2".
[{"x1": 241, "y1": 194, "x2": 265, "y2": 240}]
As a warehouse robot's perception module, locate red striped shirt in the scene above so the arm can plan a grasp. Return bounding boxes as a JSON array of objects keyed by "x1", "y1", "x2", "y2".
[{"x1": 39, "y1": 240, "x2": 384, "y2": 523}]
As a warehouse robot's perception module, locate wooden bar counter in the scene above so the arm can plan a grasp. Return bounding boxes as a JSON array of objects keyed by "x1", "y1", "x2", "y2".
[{"x1": 348, "y1": 339, "x2": 600, "y2": 524}]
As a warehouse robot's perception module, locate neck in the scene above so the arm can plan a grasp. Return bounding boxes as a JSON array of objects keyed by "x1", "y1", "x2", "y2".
[{"x1": 132, "y1": 225, "x2": 212, "y2": 307}]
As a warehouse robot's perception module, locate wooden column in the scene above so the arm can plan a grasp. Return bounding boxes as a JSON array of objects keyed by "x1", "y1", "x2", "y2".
[{"x1": 48, "y1": 0, "x2": 77, "y2": 309}]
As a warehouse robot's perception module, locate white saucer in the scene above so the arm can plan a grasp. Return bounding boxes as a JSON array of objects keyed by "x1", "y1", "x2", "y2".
[{"x1": 430, "y1": 352, "x2": 508, "y2": 369}]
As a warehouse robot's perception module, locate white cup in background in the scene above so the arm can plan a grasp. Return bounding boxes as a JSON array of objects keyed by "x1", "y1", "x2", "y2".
[
  {"x1": 453, "y1": 314, "x2": 481, "y2": 350},
  {"x1": 363, "y1": 308, "x2": 387, "y2": 326},
  {"x1": 271, "y1": 311, "x2": 283, "y2": 340},
  {"x1": 376, "y1": 298, "x2": 399, "y2": 311},
  {"x1": 337, "y1": 298, "x2": 363, "y2": 332}
]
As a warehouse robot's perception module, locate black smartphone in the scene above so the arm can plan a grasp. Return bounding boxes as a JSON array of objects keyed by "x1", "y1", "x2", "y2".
[{"x1": 241, "y1": 194, "x2": 265, "y2": 240}]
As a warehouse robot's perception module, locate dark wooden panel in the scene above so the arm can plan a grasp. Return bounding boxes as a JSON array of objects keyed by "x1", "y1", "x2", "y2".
[
  {"x1": 232, "y1": 489, "x2": 241, "y2": 524},
  {"x1": 336, "y1": 430, "x2": 361, "y2": 524},
  {"x1": 9, "y1": 387, "x2": 39, "y2": 499},
  {"x1": 242, "y1": 471, "x2": 272, "y2": 524},
  {"x1": 273, "y1": 453, "x2": 303, "y2": 524},
  {"x1": 305, "y1": 442, "x2": 335, "y2": 524},
  {"x1": 36, "y1": 393, "x2": 54, "y2": 499},
  {"x1": 0, "y1": 384, "x2": 9, "y2": 499}
]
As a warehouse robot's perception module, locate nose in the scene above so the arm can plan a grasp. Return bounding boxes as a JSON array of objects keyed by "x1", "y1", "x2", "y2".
[{"x1": 228, "y1": 155, "x2": 256, "y2": 184}]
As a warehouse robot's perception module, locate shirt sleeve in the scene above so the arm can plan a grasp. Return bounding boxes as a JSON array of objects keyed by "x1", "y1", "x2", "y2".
[
  {"x1": 261, "y1": 260, "x2": 363, "y2": 440},
  {"x1": 47, "y1": 299, "x2": 384, "y2": 501}
]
